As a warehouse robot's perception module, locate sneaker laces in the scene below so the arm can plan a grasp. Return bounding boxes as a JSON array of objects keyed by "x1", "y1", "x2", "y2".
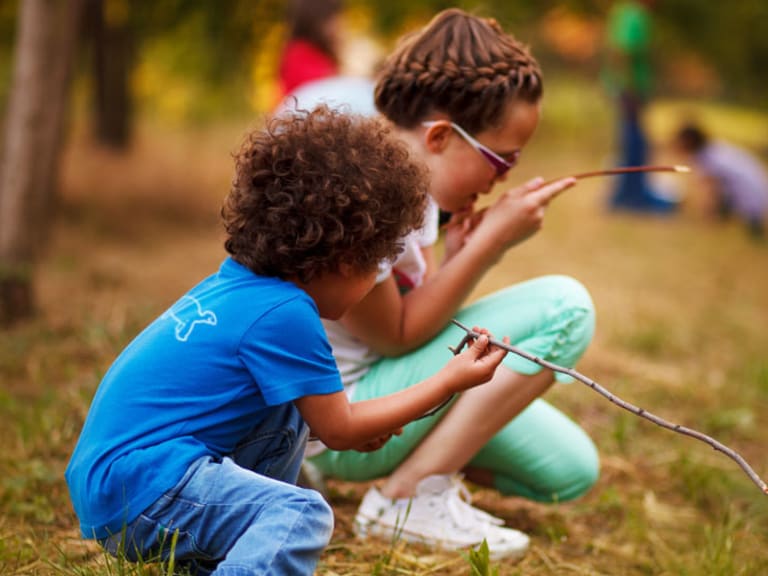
[{"x1": 441, "y1": 475, "x2": 505, "y2": 528}]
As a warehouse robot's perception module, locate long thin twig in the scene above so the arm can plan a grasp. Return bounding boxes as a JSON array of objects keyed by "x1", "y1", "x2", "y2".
[
  {"x1": 450, "y1": 319, "x2": 768, "y2": 495},
  {"x1": 543, "y1": 164, "x2": 690, "y2": 186}
]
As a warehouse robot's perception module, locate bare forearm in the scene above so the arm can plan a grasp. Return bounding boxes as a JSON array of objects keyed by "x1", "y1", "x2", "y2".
[
  {"x1": 297, "y1": 332, "x2": 505, "y2": 451},
  {"x1": 343, "y1": 179, "x2": 572, "y2": 355},
  {"x1": 298, "y1": 373, "x2": 456, "y2": 451},
  {"x1": 390, "y1": 235, "x2": 500, "y2": 350},
  {"x1": 339, "y1": 243, "x2": 496, "y2": 356}
]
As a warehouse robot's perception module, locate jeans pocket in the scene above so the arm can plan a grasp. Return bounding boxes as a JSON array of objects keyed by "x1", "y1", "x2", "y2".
[
  {"x1": 99, "y1": 513, "x2": 165, "y2": 562},
  {"x1": 231, "y1": 404, "x2": 307, "y2": 481},
  {"x1": 100, "y1": 509, "x2": 216, "y2": 563},
  {"x1": 235, "y1": 428, "x2": 293, "y2": 476}
]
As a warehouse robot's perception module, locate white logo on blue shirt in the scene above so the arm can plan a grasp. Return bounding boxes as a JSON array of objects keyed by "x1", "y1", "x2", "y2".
[{"x1": 162, "y1": 295, "x2": 218, "y2": 342}]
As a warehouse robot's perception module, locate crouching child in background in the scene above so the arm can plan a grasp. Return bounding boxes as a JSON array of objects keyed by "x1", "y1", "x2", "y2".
[
  {"x1": 674, "y1": 121, "x2": 768, "y2": 240},
  {"x1": 65, "y1": 106, "x2": 510, "y2": 575}
]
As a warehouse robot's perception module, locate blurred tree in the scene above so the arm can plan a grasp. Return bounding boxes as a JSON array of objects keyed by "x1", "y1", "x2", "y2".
[
  {"x1": 0, "y1": 0, "x2": 765, "y2": 326},
  {"x1": 0, "y1": 3, "x2": 17, "y2": 112},
  {"x1": 124, "y1": 1, "x2": 283, "y2": 120},
  {"x1": 0, "y1": 0, "x2": 85, "y2": 325},
  {"x1": 652, "y1": 0, "x2": 768, "y2": 103},
  {"x1": 85, "y1": 0, "x2": 133, "y2": 148},
  {"x1": 351, "y1": 0, "x2": 768, "y2": 106}
]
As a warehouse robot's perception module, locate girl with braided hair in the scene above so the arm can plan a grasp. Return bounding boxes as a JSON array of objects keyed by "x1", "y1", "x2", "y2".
[{"x1": 304, "y1": 8, "x2": 600, "y2": 560}]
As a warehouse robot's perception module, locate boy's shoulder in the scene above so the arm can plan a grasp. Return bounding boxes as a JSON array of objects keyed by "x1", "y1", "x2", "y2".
[
  {"x1": 213, "y1": 258, "x2": 299, "y2": 296},
  {"x1": 157, "y1": 258, "x2": 313, "y2": 343}
]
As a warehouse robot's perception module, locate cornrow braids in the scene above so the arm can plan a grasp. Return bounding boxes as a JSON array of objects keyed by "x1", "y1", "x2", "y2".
[{"x1": 374, "y1": 8, "x2": 543, "y2": 134}]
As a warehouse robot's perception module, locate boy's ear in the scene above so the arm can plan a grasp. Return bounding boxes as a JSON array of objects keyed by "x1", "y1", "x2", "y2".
[{"x1": 423, "y1": 121, "x2": 452, "y2": 153}]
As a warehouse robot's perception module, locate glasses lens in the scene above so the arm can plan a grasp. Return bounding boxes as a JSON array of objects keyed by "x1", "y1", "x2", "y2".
[{"x1": 478, "y1": 148, "x2": 512, "y2": 176}]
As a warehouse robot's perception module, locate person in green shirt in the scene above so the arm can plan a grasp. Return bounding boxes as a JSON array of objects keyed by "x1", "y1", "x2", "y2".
[{"x1": 602, "y1": 0, "x2": 678, "y2": 213}]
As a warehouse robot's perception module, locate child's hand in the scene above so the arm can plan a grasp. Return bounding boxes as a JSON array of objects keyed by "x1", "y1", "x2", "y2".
[
  {"x1": 442, "y1": 207, "x2": 487, "y2": 260},
  {"x1": 443, "y1": 327, "x2": 508, "y2": 393},
  {"x1": 352, "y1": 428, "x2": 403, "y2": 452},
  {"x1": 476, "y1": 176, "x2": 577, "y2": 249}
]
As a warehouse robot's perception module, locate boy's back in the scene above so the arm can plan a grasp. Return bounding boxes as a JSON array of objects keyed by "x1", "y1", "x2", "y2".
[{"x1": 66, "y1": 258, "x2": 341, "y2": 538}]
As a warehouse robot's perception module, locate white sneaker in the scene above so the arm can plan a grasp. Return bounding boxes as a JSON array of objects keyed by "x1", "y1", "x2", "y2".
[{"x1": 353, "y1": 474, "x2": 529, "y2": 560}]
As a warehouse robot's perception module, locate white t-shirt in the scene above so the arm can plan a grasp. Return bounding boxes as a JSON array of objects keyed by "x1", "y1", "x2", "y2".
[{"x1": 321, "y1": 197, "x2": 440, "y2": 393}]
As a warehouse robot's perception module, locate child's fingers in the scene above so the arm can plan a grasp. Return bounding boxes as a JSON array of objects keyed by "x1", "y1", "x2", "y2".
[
  {"x1": 470, "y1": 327, "x2": 507, "y2": 357},
  {"x1": 469, "y1": 332, "x2": 490, "y2": 354},
  {"x1": 528, "y1": 177, "x2": 577, "y2": 205},
  {"x1": 442, "y1": 206, "x2": 474, "y2": 231},
  {"x1": 470, "y1": 328, "x2": 509, "y2": 360},
  {"x1": 487, "y1": 342, "x2": 508, "y2": 361},
  {"x1": 357, "y1": 431, "x2": 396, "y2": 452},
  {"x1": 521, "y1": 176, "x2": 545, "y2": 191}
]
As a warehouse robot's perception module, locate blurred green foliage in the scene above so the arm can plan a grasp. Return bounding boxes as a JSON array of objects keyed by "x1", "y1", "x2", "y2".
[
  {"x1": 0, "y1": 0, "x2": 766, "y2": 123},
  {"x1": 0, "y1": 1, "x2": 17, "y2": 109},
  {"x1": 651, "y1": 0, "x2": 768, "y2": 102}
]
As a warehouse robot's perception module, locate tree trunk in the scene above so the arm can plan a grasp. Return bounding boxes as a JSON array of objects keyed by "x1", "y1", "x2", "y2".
[
  {"x1": 0, "y1": 0, "x2": 85, "y2": 325},
  {"x1": 86, "y1": 0, "x2": 133, "y2": 149}
]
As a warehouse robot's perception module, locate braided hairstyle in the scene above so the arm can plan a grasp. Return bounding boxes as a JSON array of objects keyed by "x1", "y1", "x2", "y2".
[{"x1": 374, "y1": 8, "x2": 542, "y2": 134}]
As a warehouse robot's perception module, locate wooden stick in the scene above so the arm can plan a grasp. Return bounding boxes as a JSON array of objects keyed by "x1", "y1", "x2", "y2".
[
  {"x1": 544, "y1": 164, "x2": 691, "y2": 186},
  {"x1": 449, "y1": 319, "x2": 768, "y2": 495}
]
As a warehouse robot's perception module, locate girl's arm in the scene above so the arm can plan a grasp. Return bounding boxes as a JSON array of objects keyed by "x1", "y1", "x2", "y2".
[
  {"x1": 294, "y1": 332, "x2": 507, "y2": 451},
  {"x1": 339, "y1": 177, "x2": 576, "y2": 355}
]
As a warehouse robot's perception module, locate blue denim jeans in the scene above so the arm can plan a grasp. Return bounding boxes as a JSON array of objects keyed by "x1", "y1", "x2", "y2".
[
  {"x1": 609, "y1": 92, "x2": 676, "y2": 213},
  {"x1": 100, "y1": 403, "x2": 334, "y2": 575}
]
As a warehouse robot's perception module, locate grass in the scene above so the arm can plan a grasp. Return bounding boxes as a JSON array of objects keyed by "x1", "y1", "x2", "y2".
[{"x1": 2, "y1": 85, "x2": 768, "y2": 575}]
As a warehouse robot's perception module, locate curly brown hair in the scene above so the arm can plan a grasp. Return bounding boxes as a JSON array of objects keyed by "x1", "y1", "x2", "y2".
[
  {"x1": 374, "y1": 8, "x2": 543, "y2": 134},
  {"x1": 222, "y1": 105, "x2": 428, "y2": 283}
]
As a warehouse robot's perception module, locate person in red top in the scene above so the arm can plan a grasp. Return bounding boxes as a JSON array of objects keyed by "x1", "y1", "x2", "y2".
[{"x1": 279, "y1": 0, "x2": 342, "y2": 97}]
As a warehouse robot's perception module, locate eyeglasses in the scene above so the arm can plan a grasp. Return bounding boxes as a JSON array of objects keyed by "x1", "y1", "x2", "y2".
[{"x1": 422, "y1": 120, "x2": 520, "y2": 177}]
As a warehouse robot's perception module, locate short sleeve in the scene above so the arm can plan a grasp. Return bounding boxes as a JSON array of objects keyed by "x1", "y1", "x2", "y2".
[
  {"x1": 238, "y1": 296, "x2": 343, "y2": 405},
  {"x1": 374, "y1": 196, "x2": 438, "y2": 285}
]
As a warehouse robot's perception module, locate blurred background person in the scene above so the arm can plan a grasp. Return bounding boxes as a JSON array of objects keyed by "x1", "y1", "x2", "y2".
[
  {"x1": 278, "y1": 0, "x2": 343, "y2": 98},
  {"x1": 674, "y1": 122, "x2": 768, "y2": 240},
  {"x1": 275, "y1": 0, "x2": 381, "y2": 119},
  {"x1": 601, "y1": 0, "x2": 678, "y2": 214}
]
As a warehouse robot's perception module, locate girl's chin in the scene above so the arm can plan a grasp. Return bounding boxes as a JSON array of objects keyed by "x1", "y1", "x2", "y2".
[
  {"x1": 457, "y1": 199, "x2": 477, "y2": 213},
  {"x1": 437, "y1": 198, "x2": 475, "y2": 214}
]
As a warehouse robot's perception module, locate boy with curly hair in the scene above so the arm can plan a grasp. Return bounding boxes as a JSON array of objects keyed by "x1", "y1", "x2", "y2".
[{"x1": 65, "y1": 106, "x2": 509, "y2": 575}]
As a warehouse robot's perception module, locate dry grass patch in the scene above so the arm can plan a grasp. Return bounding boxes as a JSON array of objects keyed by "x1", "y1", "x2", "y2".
[{"x1": 2, "y1": 96, "x2": 767, "y2": 574}]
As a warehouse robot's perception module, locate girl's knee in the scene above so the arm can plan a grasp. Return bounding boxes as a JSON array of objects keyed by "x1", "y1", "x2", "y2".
[
  {"x1": 537, "y1": 275, "x2": 595, "y2": 369},
  {"x1": 493, "y1": 421, "x2": 601, "y2": 503},
  {"x1": 505, "y1": 449, "x2": 600, "y2": 503},
  {"x1": 554, "y1": 448, "x2": 600, "y2": 502},
  {"x1": 546, "y1": 436, "x2": 600, "y2": 502},
  {"x1": 547, "y1": 275, "x2": 595, "y2": 318}
]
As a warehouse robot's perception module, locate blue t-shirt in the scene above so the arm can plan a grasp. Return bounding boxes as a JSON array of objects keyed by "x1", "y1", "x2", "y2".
[{"x1": 65, "y1": 257, "x2": 343, "y2": 539}]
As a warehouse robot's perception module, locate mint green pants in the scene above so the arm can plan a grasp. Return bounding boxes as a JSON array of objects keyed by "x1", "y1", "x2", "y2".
[{"x1": 310, "y1": 275, "x2": 599, "y2": 503}]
